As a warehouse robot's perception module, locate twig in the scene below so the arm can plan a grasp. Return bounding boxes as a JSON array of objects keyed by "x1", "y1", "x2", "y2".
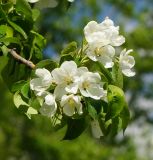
[{"x1": 9, "y1": 49, "x2": 36, "y2": 69}]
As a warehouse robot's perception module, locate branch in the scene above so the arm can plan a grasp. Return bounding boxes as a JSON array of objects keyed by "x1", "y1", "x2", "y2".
[{"x1": 9, "y1": 49, "x2": 36, "y2": 69}]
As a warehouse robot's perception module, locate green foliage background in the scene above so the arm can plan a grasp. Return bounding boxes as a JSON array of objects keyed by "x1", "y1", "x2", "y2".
[{"x1": 0, "y1": 0, "x2": 153, "y2": 159}]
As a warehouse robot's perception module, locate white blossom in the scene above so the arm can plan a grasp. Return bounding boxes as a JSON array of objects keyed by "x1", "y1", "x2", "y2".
[
  {"x1": 78, "y1": 69, "x2": 105, "y2": 100},
  {"x1": 84, "y1": 17, "x2": 125, "y2": 68},
  {"x1": 84, "y1": 17, "x2": 125, "y2": 47},
  {"x1": 52, "y1": 61, "x2": 79, "y2": 94},
  {"x1": 86, "y1": 44, "x2": 115, "y2": 68},
  {"x1": 39, "y1": 94, "x2": 57, "y2": 117},
  {"x1": 60, "y1": 94, "x2": 83, "y2": 116},
  {"x1": 119, "y1": 49, "x2": 135, "y2": 77},
  {"x1": 30, "y1": 68, "x2": 52, "y2": 95}
]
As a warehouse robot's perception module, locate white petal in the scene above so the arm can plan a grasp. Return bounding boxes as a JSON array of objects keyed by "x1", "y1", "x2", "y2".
[
  {"x1": 60, "y1": 61, "x2": 77, "y2": 75},
  {"x1": 91, "y1": 120, "x2": 103, "y2": 138},
  {"x1": 35, "y1": 68, "x2": 52, "y2": 84},
  {"x1": 65, "y1": 83, "x2": 78, "y2": 94},
  {"x1": 30, "y1": 78, "x2": 49, "y2": 92},
  {"x1": 63, "y1": 104, "x2": 75, "y2": 116},
  {"x1": 84, "y1": 21, "x2": 98, "y2": 37},
  {"x1": 122, "y1": 69, "x2": 135, "y2": 77},
  {"x1": 87, "y1": 84, "x2": 104, "y2": 100},
  {"x1": 98, "y1": 55, "x2": 114, "y2": 68},
  {"x1": 111, "y1": 35, "x2": 125, "y2": 46},
  {"x1": 100, "y1": 17, "x2": 114, "y2": 27},
  {"x1": 86, "y1": 47, "x2": 98, "y2": 61},
  {"x1": 51, "y1": 68, "x2": 65, "y2": 84},
  {"x1": 40, "y1": 94, "x2": 57, "y2": 118},
  {"x1": 45, "y1": 94, "x2": 55, "y2": 106},
  {"x1": 54, "y1": 84, "x2": 67, "y2": 100}
]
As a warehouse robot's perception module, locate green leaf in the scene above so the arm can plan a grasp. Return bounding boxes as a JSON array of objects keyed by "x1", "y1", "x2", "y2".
[
  {"x1": 21, "y1": 81, "x2": 30, "y2": 99},
  {"x1": 29, "y1": 31, "x2": 46, "y2": 60},
  {"x1": 0, "y1": 25, "x2": 13, "y2": 38},
  {"x1": 87, "y1": 101, "x2": 98, "y2": 120},
  {"x1": 96, "y1": 62, "x2": 113, "y2": 83},
  {"x1": 13, "y1": 91, "x2": 29, "y2": 108},
  {"x1": 108, "y1": 116, "x2": 122, "y2": 138},
  {"x1": 0, "y1": 37, "x2": 21, "y2": 46},
  {"x1": 61, "y1": 41, "x2": 77, "y2": 55},
  {"x1": 107, "y1": 85, "x2": 125, "y2": 119},
  {"x1": 16, "y1": 0, "x2": 32, "y2": 22},
  {"x1": 112, "y1": 62, "x2": 123, "y2": 88},
  {"x1": 7, "y1": 19, "x2": 27, "y2": 39},
  {"x1": 26, "y1": 107, "x2": 38, "y2": 119},
  {"x1": 1, "y1": 45, "x2": 9, "y2": 56},
  {"x1": 11, "y1": 80, "x2": 27, "y2": 92},
  {"x1": 32, "y1": 9, "x2": 40, "y2": 21},
  {"x1": 63, "y1": 118, "x2": 86, "y2": 140},
  {"x1": 36, "y1": 59, "x2": 58, "y2": 71},
  {"x1": 1, "y1": 58, "x2": 31, "y2": 91},
  {"x1": 60, "y1": 54, "x2": 74, "y2": 65},
  {"x1": 120, "y1": 104, "x2": 130, "y2": 133}
]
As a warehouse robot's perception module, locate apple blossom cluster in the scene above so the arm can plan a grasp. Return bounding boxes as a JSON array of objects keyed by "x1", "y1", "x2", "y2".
[
  {"x1": 30, "y1": 61, "x2": 107, "y2": 117},
  {"x1": 84, "y1": 17, "x2": 135, "y2": 77},
  {"x1": 29, "y1": 17, "x2": 135, "y2": 139}
]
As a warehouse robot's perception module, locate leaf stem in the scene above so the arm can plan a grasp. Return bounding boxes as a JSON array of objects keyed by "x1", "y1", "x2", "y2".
[{"x1": 9, "y1": 49, "x2": 36, "y2": 69}]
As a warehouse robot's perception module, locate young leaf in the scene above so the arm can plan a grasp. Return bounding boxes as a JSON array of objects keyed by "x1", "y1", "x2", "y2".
[
  {"x1": 120, "y1": 104, "x2": 130, "y2": 133},
  {"x1": 63, "y1": 118, "x2": 86, "y2": 140},
  {"x1": 36, "y1": 59, "x2": 58, "y2": 71},
  {"x1": 87, "y1": 101, "x2": 98, "y2": 120},
  {"x1": 61, "y1": 41, "x2": 77, "y2": 55},
  {"x1": 107, "y1": 85, "x2": 125, "y2": 119},
  {"x1": 112, "y1": 62, "x2": 123, "y2": 88},
  {"x1": 7, "y1": 19, "x2": 27, "y2": 39},
  {"x1": 26, "y1": 107, "x2": 38, "y2": 119},
  {"x1": 21, "y1": 81, "x2": 30, "y2": 99},
  {"x1": 13, "y1": 91, "x2": 29, "y2": 108}
]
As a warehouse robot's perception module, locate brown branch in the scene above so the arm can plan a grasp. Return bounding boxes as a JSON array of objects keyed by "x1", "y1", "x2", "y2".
[{"x1": 9, "y1": 49, "x2": 36, "y2": 69}]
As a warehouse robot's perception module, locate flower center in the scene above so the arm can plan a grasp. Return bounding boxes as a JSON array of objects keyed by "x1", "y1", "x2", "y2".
[
  {"x1": 68, "y1": 98, "x2": 75, "y2": 107},
  {"x1": 82, "y1": 81, "x2": 90, "y2": 90},
  {"x1": 94, "y1": 47, "x2": 103, "y2": 57},
  {"x1": 64, "y1": 76, "x2": 73, "y2": 85}
]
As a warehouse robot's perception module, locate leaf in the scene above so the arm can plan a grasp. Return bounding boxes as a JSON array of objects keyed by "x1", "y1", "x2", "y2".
[
  {"x1": 96, "y1": 62, "x2": 113, "y2": 83},
  {"x1": 7, "y1": 19, "x2": 27, "y2": 39},
  {"x1": 112, "y1": 62, "x2": 123, "y2": 88},
  {"x1": 87, "y1": 101, "x2": 98, "y2": 120},
  {"x1": 13, "y1": 91, "x2": 29, "y2": 108},
  {"x1": 29, "y1": 31, "x2": 46, "y2": 60},
  {"x1": 107, "y1": 85, "x2": 125, "y2": 119},
  {"x1": 0, "y1": 25, "x2": 13, "y2": 38},
  {"x1": 120, "y1": 104, "x2": 130, "y2": 133},
  {"x1": 1, "y1": 45, "x2": 9, "y2": 56},
  {"x1": 61, "y1": 41, "x2": 77, "y2": 55},
  {"x1": 59, "y1": 54, "x2": 74, "y2": 65},
  {"x1": 0, "y1": 37, "x2": 21, "y2": 46},
  {"x1": 32, "y1": 9, "x2": 40, "y2": 21},
  {"x1": 63, "y1": 118, "x2": 86, "y2": 140},
  {"x1": 106, "y1": 116, "x2": 122, "y2": 138},
  {"x1": 11, "y1": 80, "x2": 27, "y2": 92},
  {"x1": 16, "y1": 0, "x2": 32, "y2": 22},
  {"x1": 21, "y1": 81, "x2": 30, "y2": 99},
  {"x1": 1, "y1": 58, "x2": 31, "y2": 91},
  {"x1": 26, "y1": 107, "x2": 38, "y2": 119},
  {"x1": 36, "y1": 59, "x2": 58, "y2": 71}
]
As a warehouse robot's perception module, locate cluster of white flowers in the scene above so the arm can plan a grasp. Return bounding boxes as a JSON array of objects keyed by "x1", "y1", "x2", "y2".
[
  {"x1": 84, "y1": 17, "x2": 135, "y2": 77},
  {"x1": 30, "y1": 61, "x2": 107, "y2": 117}
]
